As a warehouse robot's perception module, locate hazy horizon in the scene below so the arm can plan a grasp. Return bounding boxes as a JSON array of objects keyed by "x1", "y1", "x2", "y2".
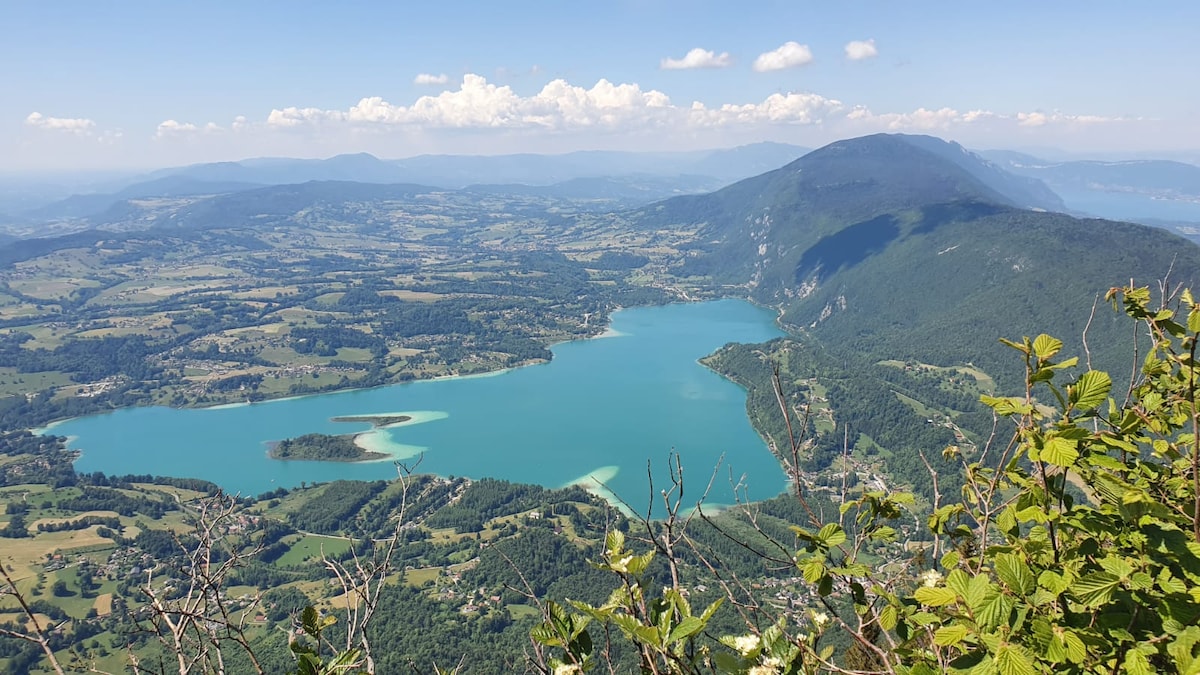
[
  {"x1": 4, "y1": 135, "x2": 1199, "y2": 180},
  {"x1": 4, "y1": 3, "x2": 1197, "y2": 170}
]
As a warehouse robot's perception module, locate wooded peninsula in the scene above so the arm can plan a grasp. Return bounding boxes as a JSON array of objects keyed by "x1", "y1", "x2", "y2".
[{"x1": 268, "y1": 433, "x2": 386, "y2": 462}]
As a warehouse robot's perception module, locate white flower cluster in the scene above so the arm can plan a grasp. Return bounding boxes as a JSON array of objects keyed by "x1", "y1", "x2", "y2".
[
  {"x1": 919, "y1": 569, "x2": 944, "y2": 587},
  {"x1": 732, "y1": 634, "x2": 760, "y2": 655},
  {"x1": 748, "y1": 656, "x2": 783, "y2": 675}
]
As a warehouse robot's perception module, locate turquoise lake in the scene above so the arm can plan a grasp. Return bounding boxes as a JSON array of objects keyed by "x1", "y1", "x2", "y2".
[{"x1": 45, "y1": 300, "x2": 788, "y2": 509}]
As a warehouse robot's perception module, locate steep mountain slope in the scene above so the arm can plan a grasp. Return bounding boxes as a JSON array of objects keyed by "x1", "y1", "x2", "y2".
[
  {"x1": 637, "y1": 134, "x2": 1200, "y2": 383},
  {"x1": 899, "y1": 135, "x2": 1064, "y2": 211},
  {"x1": 634, "y1": 134, "x2": 1020, "y2": 290}
]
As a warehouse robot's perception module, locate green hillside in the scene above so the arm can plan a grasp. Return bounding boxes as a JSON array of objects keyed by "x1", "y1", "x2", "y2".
[{"x1": 635, "y1": 134, "x2": 1200, "y2": 386}]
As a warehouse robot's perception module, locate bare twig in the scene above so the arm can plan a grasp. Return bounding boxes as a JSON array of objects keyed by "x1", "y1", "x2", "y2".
[{"x1": 0, "y1": 562, "x2": 68, "y2": 675}]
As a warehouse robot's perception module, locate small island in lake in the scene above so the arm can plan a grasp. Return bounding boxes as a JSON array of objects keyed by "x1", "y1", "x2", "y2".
[
  {"x1": 329, "y1": 414, "x2": 413, "y2": 428},
  {"x1": 269, "y1": 433, "x2": 388, "y2": 462}
]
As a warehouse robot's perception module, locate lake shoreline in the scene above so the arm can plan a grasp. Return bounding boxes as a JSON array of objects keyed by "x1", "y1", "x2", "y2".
[{"x1": 44, "y1": 299, "x2": 790, "y2": 505}]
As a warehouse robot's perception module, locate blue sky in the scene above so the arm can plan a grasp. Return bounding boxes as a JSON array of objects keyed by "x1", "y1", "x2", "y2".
[{"x1": 3, "y1": 2, "x2": 1196, "y2": 169}]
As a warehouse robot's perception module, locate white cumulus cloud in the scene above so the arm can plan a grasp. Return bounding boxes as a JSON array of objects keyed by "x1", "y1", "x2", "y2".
[
  {"x1": 155, "y1": 119, "x2": 199, "y2": 138},
  {"x1": 848, "y1": 106, "x2": 986, "y2": 130},
  {"x1": 846, "y1": 106, "x2": 1118, "y2": 133},
  {"x1": 268, "y1": 74, "x2": 677, "y2": 131},
  {"x1": 753, "y1": 41, "x2": 814, "y2": 72},
  {"x1": 266, "y1": 74, "x2": 843, "y2": 134},
  {"x1": 690, "y1": 92, "x2": 844, "y2": 127},
  {"x1": 844, "y1": 39, "x2": 878, "y2": 61},
  {"x1": 660, "y1": 48, "x2": 733, "y2": 70},
  {"x1": 155, "y1": 119, "x2": 233, "y2": 139},
  {"x1": 253, "y1": 72, "x2": 1125, "y2": 152},
  {"x1": 1016, "y1": 111, "x2": 1115, "y2": 127},
  {"x1": 414, "y1": 73, "x2": 450, "y2": 85},
  {"x1": 25, "y1": 112, "x2": 96, "y2": 134}
]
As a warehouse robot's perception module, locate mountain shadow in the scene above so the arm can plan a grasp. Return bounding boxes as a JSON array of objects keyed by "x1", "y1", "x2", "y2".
[
  {"x1": 912, "y1": 201, "x2": 1007, "y2": 234},
  {"x1": 795, "y1": 214, "x2": 900, "y2": 283}
]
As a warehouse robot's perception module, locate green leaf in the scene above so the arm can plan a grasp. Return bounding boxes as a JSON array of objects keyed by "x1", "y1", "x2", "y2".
[
  {"x1": 699, "y1": 597, "x2": 724, "y2": 623},
  {"x1": 817, "y1": 523, "x2": 847, "y2": 548},
  {"x1": 531, "y1": 623, "x2": 566, "y2": 648},
  {"x1": 1168, "y1": 626, "x2": 1200, "y2": 673},
  {"x1": 1070, "y1": 370, "x2": 1112, "y2": 411},
  {"x1": 964, "y1": 574, "x2": 994, "y2": 613},
  {"x1": 1189, "y1": 307, "x2": 1200, "y2": 335},
  {"x1": 1040, "y1": 436, "x2": 1079, "y2": 468},
  {"x1": 328, "y1": 648, "x2": 363, "y2": 669},
  {"x1": 997, "y1": 506, "x2": 1017, "y2": 535},
  {"x1": 994, "y1": 553, "x2": 1035, "y2": 595},
  {"x1": 818, "y1": 574, "x2": 833, "y2": 597},
  {"x1": 869, "y1": 525, "x2": 897, "y2": 541},
  {"x1": 879, "y1": 604, "x2": 898, "y2": 631},
  {"x1": 1071, "y1": 572, "x2": 1122, "y2": 608},
  {"x1": 1123, "y1": 649, "x2": 1154, "y2": 675},
  {"x1": 914, "y1": 586, "x2": 959, "y2": 607},
  {"x1": 667, "y1": 616, "x2": 706, "y2": 643},
  {"x1": 605, "y1": 529, "x2": 625, "y2": 557},
  {"x1": 999, "y1": 337, "x2": 1031, "y2": 354},
  {"x1": 910, "y1": 611, "x2": 941, "y2": 626},
  {"x1": 1038, "y1": 570, "x2": 1070, "y2": 595},
  {"x1": 995, "y1": 644, "x2": 1036, "y2": 675},
  {"x1": 625, "y1": 551, "x2": 654, "y2": 577},
  {"x1": 975, "y1": 591, "x2": 1014, "y2": 631},
  {"x1": 1098, "y1": 556, "x2": 1134, "y2": 579},
  {"x1": 981, "y1": 395, "x2": 1034, "y2": 417},
  {"x1": 1061, "y1": 629, "x2": 1087, "y2": 665},
  {"x1": 934, "y1": 624, "x2": 971, "y2": 647},
  {"x1": 946, "y1": 569, "x2": 971, "y2": 598},
  {"x1": 802, "y1": 559, "x2": 826, "y2": 585},
  {"x1": 1047, "y1": 356, "x2": 1079, "y2": 370},
  {"x1": 1032, "y1": 334, "x2": 1063, "y2": 360},
  {"x1": 301, "y1": 606, "x2": 320, "y2": 637}
]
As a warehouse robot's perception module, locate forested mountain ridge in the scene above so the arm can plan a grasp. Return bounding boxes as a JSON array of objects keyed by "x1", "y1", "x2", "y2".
[
  {"x1": 632, "y1": 133, "x2": 1200, "y2": 386},
  {"x1": 632, "y1": 134, "x2": 1023, "y2": 287}
]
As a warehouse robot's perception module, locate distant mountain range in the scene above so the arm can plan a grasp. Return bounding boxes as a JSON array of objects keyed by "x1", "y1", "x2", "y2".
[
  {"x1": 979, "y1": 150, "x2": 1200, "y2": 234},
  {"x1": 980, "y1": 151, "x2": 1200, "y2": 199},
  {"x1": 10, "y1": 139, "x2": 1200, "y2": 241},
  {"x1": 143, "y1": 142, "x2": 810, "y2": 187},
  {"x1": 12, "y1": 143, "x2": 810, "y2": 223}
]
